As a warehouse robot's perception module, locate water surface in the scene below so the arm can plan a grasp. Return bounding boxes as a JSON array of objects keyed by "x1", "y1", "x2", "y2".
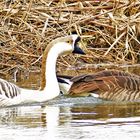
[{"x1": 0, "y1": 97, "x2": 140, "y2": 140}]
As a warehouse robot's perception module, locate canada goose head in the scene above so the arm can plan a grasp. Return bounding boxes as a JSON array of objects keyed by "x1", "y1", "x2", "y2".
[
  {"x1": 57, "y1": 76, "x2": 71, "y2": 95},
  {"x1": 57, "y1": 77, "x2": 70, "y2": 85}
]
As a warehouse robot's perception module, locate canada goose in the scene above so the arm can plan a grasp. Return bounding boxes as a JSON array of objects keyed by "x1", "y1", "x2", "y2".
[
  {"x1": 58, "y1": 70, "x2": 140, "y2": 102},
  {"x1": 0, "y1": 35, "x2": 85, "y2": 107}
]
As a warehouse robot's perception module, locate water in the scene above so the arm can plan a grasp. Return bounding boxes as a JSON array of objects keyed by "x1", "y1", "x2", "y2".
[
  {"x1": 1, "y1": 66, "x2": 140, "y2": 140},
  {"x1": 0, "y1": 96, "x2": 140, "y2": 140}
]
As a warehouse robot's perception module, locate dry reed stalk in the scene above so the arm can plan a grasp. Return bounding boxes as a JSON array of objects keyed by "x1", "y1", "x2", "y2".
[{"x1": 0, "y1": 0, "x2": 140, "y2": 80}]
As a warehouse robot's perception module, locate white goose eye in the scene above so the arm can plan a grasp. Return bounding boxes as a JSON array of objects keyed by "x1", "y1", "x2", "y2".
[{"x1": 67, "y1": 40, "x2": 72, "y2": 44}]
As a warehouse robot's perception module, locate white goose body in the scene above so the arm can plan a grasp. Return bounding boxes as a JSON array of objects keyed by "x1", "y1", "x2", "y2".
[{"x1": 0, "y1": 35, "x2": 84, "y2": 107}]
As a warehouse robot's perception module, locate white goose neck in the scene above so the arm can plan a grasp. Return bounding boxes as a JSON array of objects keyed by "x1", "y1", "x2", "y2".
[
  {"x1": 43, "y1": 42, "x2": 72, "y2": 95},
  {"x1": 44, "y1": 46, "x2": 59, "y2": 94}
]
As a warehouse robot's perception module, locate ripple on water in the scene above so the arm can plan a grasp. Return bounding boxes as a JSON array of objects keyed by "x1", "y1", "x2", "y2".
[{"x1": 0, "y1": 96, "x2": 140, "y2": 139}]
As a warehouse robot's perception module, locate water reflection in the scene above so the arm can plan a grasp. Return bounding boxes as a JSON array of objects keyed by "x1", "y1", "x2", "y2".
[{"x1": 0, "y1": 101, "x2": 140, "y2": 139}]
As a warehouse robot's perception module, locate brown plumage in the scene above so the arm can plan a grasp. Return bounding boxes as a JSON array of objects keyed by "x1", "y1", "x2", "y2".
[{"x1": 68, "y1": 70, "x2": 140, "y2": 102}]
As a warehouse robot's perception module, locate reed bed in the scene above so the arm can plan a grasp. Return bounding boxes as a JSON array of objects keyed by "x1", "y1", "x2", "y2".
[{"x1": 0, "y1": 0, "x2": 140, "y2": 79}]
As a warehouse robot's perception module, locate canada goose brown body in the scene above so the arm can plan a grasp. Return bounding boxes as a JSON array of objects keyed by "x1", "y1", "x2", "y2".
[{"x1": 68, "y1": 70, "x2": 140, "y2": 102}]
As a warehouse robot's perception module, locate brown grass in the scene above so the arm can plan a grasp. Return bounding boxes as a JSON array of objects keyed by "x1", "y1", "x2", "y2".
[{"x1": 0, "y1": 0, "x2": 140, "y2": 79}]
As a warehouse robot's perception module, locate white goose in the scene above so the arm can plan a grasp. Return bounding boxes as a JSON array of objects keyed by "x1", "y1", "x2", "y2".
[{"x1": 0, "y1": 35, "x2": 85, "y2": 107}]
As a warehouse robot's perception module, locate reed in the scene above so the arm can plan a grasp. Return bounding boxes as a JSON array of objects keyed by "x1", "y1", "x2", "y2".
[{"x1": 0, "y1": 0, "x2": 140, "y2": 79}]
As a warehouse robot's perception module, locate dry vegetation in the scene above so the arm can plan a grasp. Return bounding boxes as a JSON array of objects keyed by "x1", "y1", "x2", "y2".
[{"x1": 0, "y1": 0, "x2": 140, "y2": 80}]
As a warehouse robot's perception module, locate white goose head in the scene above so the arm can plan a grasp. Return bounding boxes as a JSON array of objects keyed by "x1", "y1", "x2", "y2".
[{"x1": 40, "y1": 35, "x2": 85, "y2": 91}]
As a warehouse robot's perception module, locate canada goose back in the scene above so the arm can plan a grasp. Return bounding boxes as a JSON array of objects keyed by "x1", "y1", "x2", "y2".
[{"x1": 68, "y1": 70, "x2": 140, "y2": 102}]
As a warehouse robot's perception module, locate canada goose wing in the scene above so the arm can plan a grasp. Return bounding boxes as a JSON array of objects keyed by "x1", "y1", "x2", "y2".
[
  {"x1": 70, "y1": 70, "x2": 140, "y2": 83},
  {"x1": 69, "y1": 71, "x2": 140, "y2": 101},
  {"x1": 70, "y1": 74, "x2": 89, "y2": 82}
]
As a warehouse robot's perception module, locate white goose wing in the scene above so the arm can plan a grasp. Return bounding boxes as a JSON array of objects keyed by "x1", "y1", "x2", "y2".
[{"x1": 0, "y1": 78, "x2": 21, "y2": 107}]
